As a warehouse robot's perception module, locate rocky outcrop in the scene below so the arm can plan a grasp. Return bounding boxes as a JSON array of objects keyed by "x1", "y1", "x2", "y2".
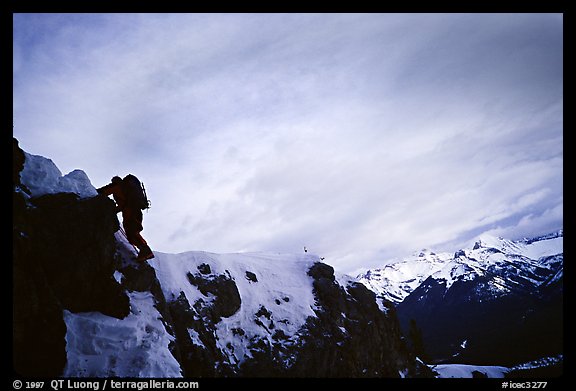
[
  {"x1": 164, "y1": 265, "x2": 244, "y2": 377},
  {"x1": 290, "y1": 263, "x2": 430, "y2": 377},
  {"x1": 13, "y1": 141, "x2": 130, "y2": 376}
]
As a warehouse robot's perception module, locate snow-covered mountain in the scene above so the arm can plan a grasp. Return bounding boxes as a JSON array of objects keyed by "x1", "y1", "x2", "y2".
[
  {"x1": 357, "y1": 249, "x2": 453, "y2": 305},
  {"x1": 357, "y1": 232, "x2": 563, "y2": 306},
  {"x1": 13, "y1": 139, "x2": 427, "y2": 378},
  {"x1": 431, "y1": 232, "x2": 562, "y2": 299},
  {"x1": 358, "y1": 230, "x2": 563, "y2": 369}
]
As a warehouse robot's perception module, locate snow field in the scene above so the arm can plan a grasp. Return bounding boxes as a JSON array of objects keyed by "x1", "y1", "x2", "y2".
[
  {"x1": 63, "y1": 291, "x2": 182, "y2": 377},
  {"x1": 433, "y1": 363, "x2": 509, "y2": 378},
  {"x1": 149, "y1": 251, "x2": 320, "y2": 364}
]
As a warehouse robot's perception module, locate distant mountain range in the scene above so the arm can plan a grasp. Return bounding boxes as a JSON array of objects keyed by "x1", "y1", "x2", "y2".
[{"x1": 358, "y1": 231, "x2": 563, "y2": 369}]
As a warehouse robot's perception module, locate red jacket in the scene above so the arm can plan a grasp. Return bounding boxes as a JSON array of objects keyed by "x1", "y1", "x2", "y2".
[{"x1": 97, "y1": 182, "x2": 127, "y2": 213}]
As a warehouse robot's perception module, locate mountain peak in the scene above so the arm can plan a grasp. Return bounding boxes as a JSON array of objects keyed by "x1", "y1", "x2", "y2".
[
  {"x1": 415, "y1": 248, "x2": 436, "y2": 258},
  {"x1": 361, "y1": 230, "x2": 563, "y2": 306},
  {"x1": 394, "y1": 232, "x2": 563, "y2": 370},
  {"x1": 523, "y1": 229, "x2": 563, "y2": 244},
  {"x1": 471, "y1": 233, "x2": 506, "y2": 250}
]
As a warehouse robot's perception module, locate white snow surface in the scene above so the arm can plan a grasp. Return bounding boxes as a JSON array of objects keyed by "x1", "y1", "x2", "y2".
[
  {"x1": 433, "y1": 363, "x2": 509, "y2": 378},
  {"x1": 431, "y1": 354, "x2": 562, "y2": 378},
  {"x1": 20, "y1": 152, "x2": 97, "y2": 198},
  {"x1": 149, "y1": 250, "x2": 320, "y2": 365},
  {"x1": 431, "y1": 260, "x2": 479, "y2": 290},
  {"x1": 357, "y1": 250, "x2": 452, "y2": 304},
  {"x1": 63, "y1": 291, "x2": 182, "y2": 377},
  {"x1": 472, "y1": 233, "x2": 563, "y2": 262}
]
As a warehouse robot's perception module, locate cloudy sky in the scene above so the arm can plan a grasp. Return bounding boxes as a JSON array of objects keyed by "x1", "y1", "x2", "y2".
[{"x1": 13, "y1": 13, "x2": 563, "y2": 274}]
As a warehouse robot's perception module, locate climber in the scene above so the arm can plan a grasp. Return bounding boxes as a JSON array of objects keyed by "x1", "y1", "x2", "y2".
[{"x1": 97, "y1": 175, "x2": 154, "y2": 261}]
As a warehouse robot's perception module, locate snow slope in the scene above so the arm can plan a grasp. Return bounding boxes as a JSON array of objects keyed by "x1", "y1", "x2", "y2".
[
  {"x1": 433, "y1": 363, "x2": 509, "y2": 378},
  {"x1": 63, "y1": 291, "x2": 182, "y2": 377},
  {"x1": 432, "y1": 354, "x2": 563, "y2": 378},
  {"x1": 149, "y1": 251, "x2": 319, "y2": 366}
]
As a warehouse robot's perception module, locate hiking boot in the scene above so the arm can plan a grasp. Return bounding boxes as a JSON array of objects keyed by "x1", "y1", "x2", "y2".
[{"x1": 136, "y1": 246, "x2": 154, "y2": 261}]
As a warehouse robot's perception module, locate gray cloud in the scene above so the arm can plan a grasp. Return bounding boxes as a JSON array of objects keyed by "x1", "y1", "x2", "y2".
[{"x1": 13, "y1": 13, "x2": 563, "y2": 273}]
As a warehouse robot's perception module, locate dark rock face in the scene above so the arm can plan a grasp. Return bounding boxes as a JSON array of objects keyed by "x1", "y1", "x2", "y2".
[
  {"x1": 13, "y1": 142, "x2": 130, "y2": 376},
  {"x1": 197, "y1": 263, "x2": 211, "y2": 275},
  {"x1": 163, "y1": 268, "x2": 244, "y2": 377},
  {"x1": 27, "y1": 193, "x2": 130, "y2": 318},
  {"x1": 13, "y1": 138, "x2": 26, "y2": 188},
  {"x1": 245, "y1": 271, "x2": 258, "y2": 283},
  {"x1": 396, "y1": 271, "x2": 563, "y2": 366},
  {"x1": 187, "y1": 270, "x2": 242, "y2": 320},
  {"x1": 13, "y1": 229, "x2": 67, "y2": 376},
  {"x1": 291, "y1": 263, "x2": 431, "y2": 377},
  {"x1": 165, "y1": 291, "x2": 230, "y2": 377}
]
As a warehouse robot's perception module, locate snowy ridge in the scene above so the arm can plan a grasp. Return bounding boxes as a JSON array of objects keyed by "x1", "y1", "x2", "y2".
[
  {"x1": 20, "y1": 152, "x2": 97, "y2": 198},
  {"x1": 359, "y1": 232, "x2": 563, "y2": 304},
  {"x1": 357, "y1": 249, "x2": 452, "y2": 304},
  {"x1": 150, "y1": 251, "x2": 319, "y2": 366},
  {"x1": 442, "y1": 233, "x2": 563, "y2": 297}
]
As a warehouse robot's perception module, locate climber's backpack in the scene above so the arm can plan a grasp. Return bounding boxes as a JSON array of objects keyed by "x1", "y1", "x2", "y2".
[{"x1": 123, "y1": 174, "x2": 151, "y2": 210}]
